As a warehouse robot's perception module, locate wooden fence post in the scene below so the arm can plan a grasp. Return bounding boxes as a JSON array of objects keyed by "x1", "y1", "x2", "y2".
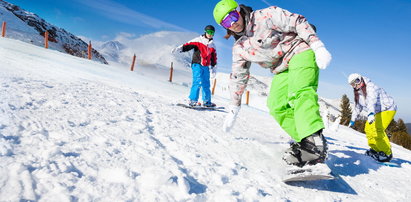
[
  {"x1": 130, "y1": 54, "x2": 136, "y2": 71},
  {"x1": 212, "y1": 78, "x2": 217, "y2": 95},
  {"x1": 1, "y1": 22, "x2": 6, "y2": 37},
  {"x1": 88, "y1": 41, "x2": 92, "y2": 60},
  {"x1": 169, "y1": 62, "x2": 174, "y2": 82},
  {"x1": 44, "y1": 31, "x2": 49, "y2": 49},
  {"x1": 245, "y1": 90, "x2": 250, "y2": 105}
]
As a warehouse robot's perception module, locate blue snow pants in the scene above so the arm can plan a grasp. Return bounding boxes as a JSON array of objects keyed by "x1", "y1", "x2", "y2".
[{"x1": 189, "y1": 63, "x2": 211, "y2": 103}]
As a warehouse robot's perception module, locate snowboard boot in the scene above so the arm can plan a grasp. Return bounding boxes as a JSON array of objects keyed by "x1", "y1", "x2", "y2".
[
  {"x1": 203, "y1": 101, "x2": 216, "y2": 108},
  {"x1": 365, "y1": 148, "x2": 378, "y2": 157},
  {"x1": 365, "y1": 149, "x2": 393, "y2": 162},
  {"x1": 188, "y1": 100, "x2": 200, "y2": 107},
  {"x1": 283, "y1": 130, "x2": 328, "y2": 167}
]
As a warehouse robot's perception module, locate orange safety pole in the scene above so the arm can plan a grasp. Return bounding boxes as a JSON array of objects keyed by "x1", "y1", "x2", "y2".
[
  {"x1": 130, "y1": 54, "x2": 136, "y2": 71},
  {"x1": 44, "y1": 31, "x2": 49, "y2": 49},
  {"x1": 88, "y1": 41, "x2": 92, "y2": 60},
  {"x1": 211, "y1": 78, "x2": 217, "y2": 95},
  {"x1": 245, "y1": 91, "x2": 250, "y2": 105},
  {"x1": 1, "y1": 22, "x2": 6, "y2": 37},
  {"x1": 169, "y1": 62, "x2": 174, "y2": 82}
]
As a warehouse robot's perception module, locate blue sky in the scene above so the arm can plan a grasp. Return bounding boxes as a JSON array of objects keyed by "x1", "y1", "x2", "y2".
[{"x1": 5, "y1": 0, "x2": 411, "y2": 122}]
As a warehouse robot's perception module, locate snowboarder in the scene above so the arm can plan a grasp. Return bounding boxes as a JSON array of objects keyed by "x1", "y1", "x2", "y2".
[
  {"x1": 214, "y1": 0, "x2": 332, "y2": 167},
  {"x1": 172, "y1": 25, "x2": 218, "y2": 107},
  {"x1": 347, "y1": 73, "x2": 397, "y2": 162}
]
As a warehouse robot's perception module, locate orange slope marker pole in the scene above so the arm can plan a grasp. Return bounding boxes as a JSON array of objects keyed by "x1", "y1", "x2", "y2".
[
  {"x1": 1, "y1": 22, "x2": 6, "y2": 37},
  {"x1": 212, "y1": 78, "x2": 217, "y2": 95},
  {"x1": 88, "y1": 41, "x2": 92, "y2": 60},
  {"x1": 246, "y1": 90, "x2": 250, "y2": 105},
  {"x1": 44, "y1": 31, "x2": 49, "y2": 49},
  {"x1": 169, "y1": 62, "x2": 174, "y2": 82},
  {"x1": 130, "y1": 54, "x2": 136, "y2": 71}
]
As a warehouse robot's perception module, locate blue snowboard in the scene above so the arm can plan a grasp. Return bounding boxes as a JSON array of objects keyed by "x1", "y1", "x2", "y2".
[
  {"x1": 377, "y1": 161, "x2": 400, "y2": 167},
  {"x1": 176, "y1": 103, "x2": 225, "y2": 112},
  {"x1": 283, "y1": 163, "x2": 334, "y2": 183}
]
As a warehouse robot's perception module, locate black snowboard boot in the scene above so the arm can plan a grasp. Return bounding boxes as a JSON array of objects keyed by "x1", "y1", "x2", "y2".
[
  {"x1": 283, "y1": 130, "x2": 328, "y2": 167},
  {"x1": 365, "y1": 149, "x2": 393, "y2": 162}
]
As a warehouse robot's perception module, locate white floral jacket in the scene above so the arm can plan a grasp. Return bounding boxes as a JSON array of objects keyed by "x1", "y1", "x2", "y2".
[{"x1": 229, "y1": 6, "x2": 321, "y2": 106}]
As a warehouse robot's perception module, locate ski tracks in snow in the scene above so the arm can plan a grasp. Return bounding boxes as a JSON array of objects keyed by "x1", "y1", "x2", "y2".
[
  {"x1": 0, "y1": 73, "x2": 293, "y2": 200},
  {"x1": 0, "y1": 75, "x2": 192, "y2": 200}
]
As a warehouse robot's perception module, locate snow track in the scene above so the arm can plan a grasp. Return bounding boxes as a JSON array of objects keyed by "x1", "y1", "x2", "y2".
[{"x1": 0, "y1": 68, "x2": 286, "y2": 200}]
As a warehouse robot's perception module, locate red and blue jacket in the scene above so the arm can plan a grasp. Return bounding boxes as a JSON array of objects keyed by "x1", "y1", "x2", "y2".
[{"x1": 181, "y1": 35, "x2": 217, "y2": 67}]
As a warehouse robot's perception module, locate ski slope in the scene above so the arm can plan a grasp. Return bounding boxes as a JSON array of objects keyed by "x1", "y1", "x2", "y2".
[{"x1": 1, "y1": 37, "x2": 411, "y2": 201}]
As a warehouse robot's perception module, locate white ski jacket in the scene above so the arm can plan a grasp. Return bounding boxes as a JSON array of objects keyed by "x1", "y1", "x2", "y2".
[
  {"x1": 351, "y1": 77, "x2": 397, "y2": 121},
  {"x1": 229, "y1": 6, "x2": 322, "y2": 106}
]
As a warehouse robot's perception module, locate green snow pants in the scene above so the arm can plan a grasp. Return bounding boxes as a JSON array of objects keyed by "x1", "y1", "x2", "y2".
[{"x1": 267, "y1": 50, "x2": 324, "y2": 142}]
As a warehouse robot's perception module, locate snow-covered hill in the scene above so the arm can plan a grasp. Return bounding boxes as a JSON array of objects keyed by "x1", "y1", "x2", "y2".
[
  {"x1": 0, "y1": 0, "x2": 107, "y2": 64},
  {"x1": 1, "y1": 37, "x2": 411, "y2": 201}
]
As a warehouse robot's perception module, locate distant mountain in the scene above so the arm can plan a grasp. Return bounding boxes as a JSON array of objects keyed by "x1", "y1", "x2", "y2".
[
  {"x1": 98, "y1": 41, "x2": 126, "y2": 62},
  {"x1": 0, "y1": 0, "x2": 107, "y2": 64},
  {"x1": 94, "y1": 31, "x2": 199, "y2": 70}
]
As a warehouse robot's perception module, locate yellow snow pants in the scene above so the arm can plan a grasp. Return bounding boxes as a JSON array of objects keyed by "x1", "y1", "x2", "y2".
[{"x1": 364, "y1": 110, "x2": 396, "y2": 155}]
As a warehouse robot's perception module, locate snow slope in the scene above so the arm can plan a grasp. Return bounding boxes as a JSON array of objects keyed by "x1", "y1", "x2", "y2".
[{"x1": 1, "y1": 37, "x2": 411, "y2": 201}]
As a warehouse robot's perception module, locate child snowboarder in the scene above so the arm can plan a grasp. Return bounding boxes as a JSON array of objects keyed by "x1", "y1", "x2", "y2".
[
  {"x1": 348, "y1": 73, "x2": 397, "y2": 162},
  {"x1": 172, "y1": 25, "x2": 218, "y2": 107},
  {"x1": 214, "y1": 0, "x2": 332, "y2": 167}
]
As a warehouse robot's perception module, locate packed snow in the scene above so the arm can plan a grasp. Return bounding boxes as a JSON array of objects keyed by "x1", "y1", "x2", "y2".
[{"x1": 1, "y1": 36, "x2": 411, "y2": 201}]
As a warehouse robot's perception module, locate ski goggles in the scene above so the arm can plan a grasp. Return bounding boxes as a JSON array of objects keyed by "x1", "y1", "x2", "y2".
[
  {"x1": 220, "y1": 10, "x2": 240, "y2": 29},
  {"x1": 205, "y1": 29, "x2": 215, "y2": 35},
  {"x1": 350, "y1": 78, "x2": 361, "y2": 87}
]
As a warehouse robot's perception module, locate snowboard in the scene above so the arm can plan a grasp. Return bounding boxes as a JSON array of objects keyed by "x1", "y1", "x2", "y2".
[
  {"x1": 365, "y1": 153, "x2": 400, "y2": 167},
  {"x1": 282, "y1": 163, "x2": 334, "y2": 183},
  {"x1": 377, "y1": 161, "x2": 400, "y2": 167},
  {"x1": 176, "y1": 103, "x2": 225, "y2": 112}
]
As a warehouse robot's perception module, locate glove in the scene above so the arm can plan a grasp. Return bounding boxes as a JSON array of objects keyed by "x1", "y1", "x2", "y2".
[
  {"x1": 348, "y1": 120, "x2": 355, "y2": 128},
  {"x1": 210, "y1": 66, "x2": 217, "y2": 79},
  {"x1": 171, "y1": 45, "x2": 183, "y2": 54},
  {"x1": 310, "y1": 41, "x2": 332, "y2": 69},
  {"x1": 368, "y1": 113, "x2": 375, "y2": 124},
  {"x1": 223, "y1": 105, "x2": 241, "y2": 132}
]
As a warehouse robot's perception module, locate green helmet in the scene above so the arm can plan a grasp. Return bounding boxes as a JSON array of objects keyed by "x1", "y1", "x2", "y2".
[{"x1": 213, "y1": 0, "x2": 238, "y2": 24}]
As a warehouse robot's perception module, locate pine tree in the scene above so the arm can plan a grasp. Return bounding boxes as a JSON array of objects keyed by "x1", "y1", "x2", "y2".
[
  {"x1": 390, "y1": 118, "x2": 411, "y2": 151},
  {"x1": 391, "y1": 131, "x2": 411, "y2": 150},
  {"x1": 339, "y1": 94, "x2": 352, "y2": 126},
  {"x1": 397, "y1": 119, "x2": 407, "y2": 132},
  {"x1": 354, "y1": 119, "x2": 366, "y2": 133},
  {"x1": 387, "y1": 119, "x2": 398, "y2": 135}
]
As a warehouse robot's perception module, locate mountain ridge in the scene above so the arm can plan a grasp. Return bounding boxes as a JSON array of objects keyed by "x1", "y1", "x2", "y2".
[{"x1": 0, "y1": 0, "x2": 108, "y2": 64}]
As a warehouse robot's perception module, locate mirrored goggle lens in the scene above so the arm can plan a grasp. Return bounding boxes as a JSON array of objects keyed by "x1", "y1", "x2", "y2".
[
  {"x1": 220, "y1": 10, "x2": 240, "y2": 29},
  {"x1": 205, "y1": 30, "x2": 215, "y2": 35},
  {"x1": 351, "y1": 78, "x2": 361, "y2": 85}
]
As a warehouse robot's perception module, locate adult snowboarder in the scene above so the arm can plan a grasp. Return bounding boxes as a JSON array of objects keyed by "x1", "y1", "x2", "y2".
[
  {"x1": 214, "y1": 0, "x2": 332, "y2": 167},
  {"x1": 172, "y1": 25, "x2": 218, "y2": 107},
  {"x1": 348, "y1": 73, "x2": 397, "y2": 162}
]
